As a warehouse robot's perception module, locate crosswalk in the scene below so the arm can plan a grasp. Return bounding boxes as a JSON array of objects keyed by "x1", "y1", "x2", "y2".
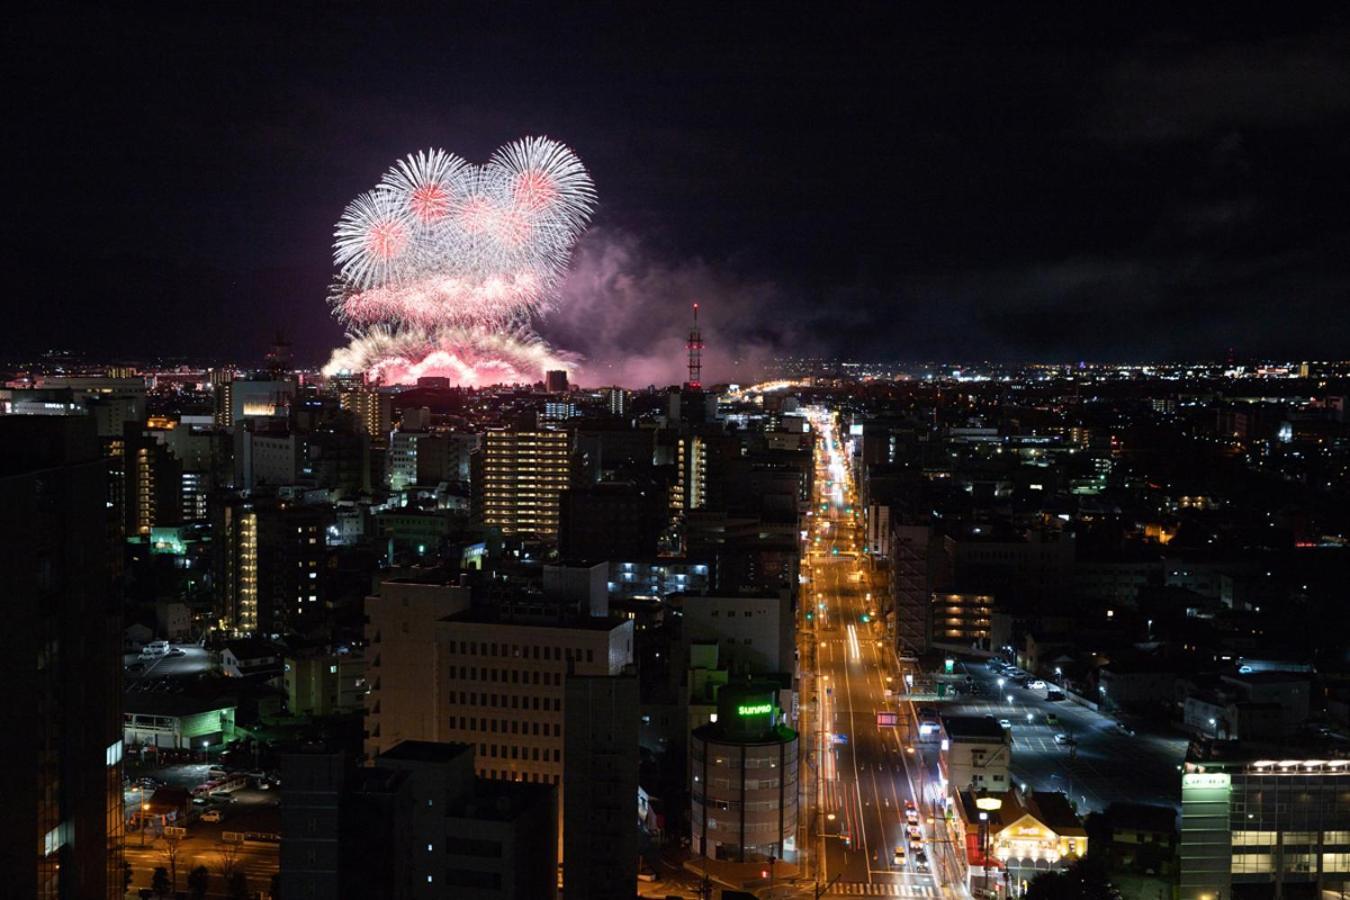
[{"x1": 827, "y1": 881, "x2": 939, "y2": 897}]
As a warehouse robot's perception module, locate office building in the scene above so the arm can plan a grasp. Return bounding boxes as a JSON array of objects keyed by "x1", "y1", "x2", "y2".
[
  {"x1": 690, "y1": 682, "x2": 799, "y2": 863},
  {"x1": 0, "y1": 415, "x2": 124, "y2": 898},
  {"x1": 440, "y1": 609, "x2": 634, "y2": 855},
  {"x1": 363, "y1": 579, "x2": 472, "y2": 759},
  {"x1": 563, "y1": 674, "x2": 640, "y2": 900},
  {"x1": 1180, "y1": 743, "x2": 1350, "y2": 900},
  {"x1": 215, "y1": 377, "x2": 294, "y2": 429},
  {"x1": 545, "y1": 369, "x2": 569, "y2": 393},
  {"x1": 475, "y1": 427, "x2": 572, "y2": 539}
]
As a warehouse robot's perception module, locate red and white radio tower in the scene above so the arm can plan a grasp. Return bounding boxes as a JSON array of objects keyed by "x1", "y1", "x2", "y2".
[{"x1": 686, "y1": 302, "x2": 704, "y2": 389}]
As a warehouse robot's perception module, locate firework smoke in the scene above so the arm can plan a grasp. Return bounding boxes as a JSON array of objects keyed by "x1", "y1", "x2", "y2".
[{"x1": 324, "y1": 136, "x2": 594, "y2": 385}]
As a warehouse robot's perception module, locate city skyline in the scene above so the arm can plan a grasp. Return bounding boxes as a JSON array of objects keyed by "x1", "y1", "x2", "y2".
[{"x1": 9, "y1": 8, "x2": 1350, "y2": 900}]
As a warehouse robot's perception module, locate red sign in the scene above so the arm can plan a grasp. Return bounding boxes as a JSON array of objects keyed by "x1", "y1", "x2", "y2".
[{"x1": 876, "y1": 711, "x2": 898, "y2": 727}]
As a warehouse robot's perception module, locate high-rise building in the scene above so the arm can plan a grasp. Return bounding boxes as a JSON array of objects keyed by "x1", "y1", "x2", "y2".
[
  {"x1": 0, "y1": 415, "x2": 124, "y2": 898},
  {"x1": 563, "y1": 674, "x2": 640, "y2": 900},
  {"x1": 672, "y1": 433, "x2": 707, "y2": 512},
  {"x1": 336, "y1": 378, "x2": 393, "y2": 448},
  {"x1": 363, "y1": 579, "x2": 472, "y2": 759},
  {"x1": 213, "y1": 496, "x2": 259, "y2": 634},
  {"x1": 545, "y1": 369, "x2": 569, "y2": 393},
  {"x1": 602, "y1": 386, "x2": 628, "y2": 417},
  {"x1": 474, "y1": 427, "x2": 572, "y2": 540},
  {"x1": 123, "y1": 418, "x2": 183, "y2": 538},
  {"x1": 931, "y1": 592, "x2": 994, "y2": 648}
]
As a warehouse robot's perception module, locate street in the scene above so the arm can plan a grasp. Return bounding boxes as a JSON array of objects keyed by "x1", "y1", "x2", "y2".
[{"x1": 801, "y1": 410, "x2": 955, "y2": 899}]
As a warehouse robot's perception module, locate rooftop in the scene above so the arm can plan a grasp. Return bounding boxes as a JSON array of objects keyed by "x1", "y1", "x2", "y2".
[{"x1": 941, "y1": 715, "x2": 1008, "y2": 742}]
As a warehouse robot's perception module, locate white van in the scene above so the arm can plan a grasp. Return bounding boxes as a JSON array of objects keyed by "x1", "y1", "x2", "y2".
[{"x1": 141, "y1": 640, "x2": 170, "y2": 658}]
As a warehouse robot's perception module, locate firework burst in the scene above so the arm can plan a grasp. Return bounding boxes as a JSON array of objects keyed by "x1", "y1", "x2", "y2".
[{"x1": 325, "y1": 136, "x2": 594, "y2": 385}]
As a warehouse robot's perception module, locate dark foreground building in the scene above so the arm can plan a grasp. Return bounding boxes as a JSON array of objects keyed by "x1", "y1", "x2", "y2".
[{"x1": 0, "y1": 415, "x2": 123, "y2": 898}]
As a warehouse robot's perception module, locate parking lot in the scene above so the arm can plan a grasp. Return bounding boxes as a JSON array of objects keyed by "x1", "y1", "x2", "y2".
[
  {"x1": 124, "y1": 642, "x2": 213, "y2": 683},
  {"x1": 939, "y1": 658, "x2": 1188, "y2": 814}
]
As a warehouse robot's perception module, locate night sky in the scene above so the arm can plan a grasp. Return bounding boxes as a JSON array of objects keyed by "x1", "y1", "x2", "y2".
[{"x1": 13, "y1": 5, "x2": 1350, "y2": 381}]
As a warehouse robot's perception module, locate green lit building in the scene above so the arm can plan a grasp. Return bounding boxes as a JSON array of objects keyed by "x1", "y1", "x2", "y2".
[
  {"x1": 1179, "y1": 742, "x2": 1350, "y2": 900},
  {"x1": 690, "y1": 681, "x2": 799, "y2": 863}
]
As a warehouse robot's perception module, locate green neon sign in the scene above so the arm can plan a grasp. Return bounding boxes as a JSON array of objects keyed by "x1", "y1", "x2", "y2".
[{"x1": 737, "y1": 702, "x2": 773, "y2": 717}]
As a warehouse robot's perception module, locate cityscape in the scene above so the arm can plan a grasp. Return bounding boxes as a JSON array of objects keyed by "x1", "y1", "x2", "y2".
[{"x1": 8, "y1": 7, "x2": 1350, "y2": 900}]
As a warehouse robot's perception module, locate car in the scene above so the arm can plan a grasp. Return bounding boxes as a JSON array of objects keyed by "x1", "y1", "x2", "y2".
[
  {"x1": 1046, "y1": 690, "x2": 1066, "y2": 701},
  {"x1": 906, "y1": 809, "x2": 920, "y2": 825},
  {"x1": 126, "y1": 661, "x2": 145, "y2": 673},
  {"x1": 998, "y1": 718, "x2": 1012, "y2": 728},
  {"x1": 1029, "y1": 680, "x2": 1047, "y2": 690},
  {"x1": 1054, "y1": 733, "x2": 1077, "y2": 746},
  {"x1": 893, "y1": 847, "x2": 905, "y2": 866},
  {"x1": 200, "y1": 809, "x2": 223, "y2": 823},
  {"x1": 913, "y1": 850, "x2": 930, "y2": 872},
  {"x1": 1045, "y1": 714, "x2": 1059, "y2": 726},
  {"x1": 168, "y1": 648, "x2": 186, "y2": 657},
  {"x1": 1114, "y1": 722, "x2": 1136, "y2": 736}
]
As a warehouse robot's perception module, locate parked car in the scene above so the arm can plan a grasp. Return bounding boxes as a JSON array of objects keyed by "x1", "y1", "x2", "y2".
[
  {"x1": 1045, "y1": 713, "x2": 1059, "y2": 726},
  {"x1": 1029, "y1": 680, "x2": 1047, "y2": 690},
  {"x1": 1054, "y1": 733, "x2": 1076, "y2": 746},
  {"x1": 200, "y1": 809, "x2": 223, "y2": 823},
  {"x1": 998, "y1": 718, "x2": 1012, "y2": 729}
]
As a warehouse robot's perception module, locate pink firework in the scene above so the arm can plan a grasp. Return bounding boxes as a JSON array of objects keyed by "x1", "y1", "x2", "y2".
[{"x1": 327, "y1": 137, "x2": 594, "y2": 386}]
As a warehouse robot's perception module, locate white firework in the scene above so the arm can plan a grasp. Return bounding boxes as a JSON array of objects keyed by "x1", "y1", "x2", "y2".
[
  {"x1": 379, "y1": 148, "x2": 468, "y2": 227},
  {"x1": 333, "y1": 190, "x2": 416, "y2": 291}
]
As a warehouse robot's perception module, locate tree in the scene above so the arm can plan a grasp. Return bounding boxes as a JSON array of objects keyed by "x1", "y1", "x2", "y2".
[
  {"x1": 160, "y1": 832, "x2": 184, "y2": 893},
  {"x1": 226, "y1": 870, "x2": 250, "y2": 900},
  {"x1": 216, "y1": 841, "x2": 243, "y2": 885},
  {"x1": 151, "y1": 866, "x2": 171, "y2": 896},
  {"x1": 187, "y1": 865, "x2": 210, "y2": 900}
]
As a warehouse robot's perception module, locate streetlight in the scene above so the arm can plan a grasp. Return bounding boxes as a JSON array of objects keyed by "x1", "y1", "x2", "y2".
[
  {"x1": 975, "y1": 791, "x2": 1004, "y2": 897},
  {"x1": 1006, "y1": 694, "x2": 1014, "y2": 705},
  {"x1": 997, "y1": 677, "x2": 1005, "y2": 690}
]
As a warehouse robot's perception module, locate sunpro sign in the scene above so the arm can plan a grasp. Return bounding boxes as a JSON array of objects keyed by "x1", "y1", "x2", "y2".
[{"x1": 737, "y1": 703, "x2": 773, "y2": 717}]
